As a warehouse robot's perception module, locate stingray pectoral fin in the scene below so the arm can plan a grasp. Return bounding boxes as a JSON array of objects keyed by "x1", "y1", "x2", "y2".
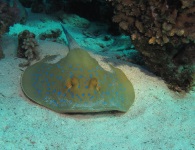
[{"x1": 110, "y1": 65, "x2": 135, "y2": 112}]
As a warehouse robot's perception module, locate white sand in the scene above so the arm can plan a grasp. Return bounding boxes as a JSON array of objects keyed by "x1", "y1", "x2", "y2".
[{"x1": 0, "y1": 11, "x2": 194, "y2": 150}]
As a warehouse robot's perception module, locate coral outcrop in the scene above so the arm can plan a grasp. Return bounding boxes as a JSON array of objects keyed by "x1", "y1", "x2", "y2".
[
  {"x1": 39, "y1": 29, "x2": 62, "y2": 41},
  {"x1": 17, "y1": 30, "x2": 39, "y2": 67},
  {"x1": 111, "y1": 0, "x2": 195, "y2": 91},
  {"x1": 0, "y1": 45, "x2": 4, "y2": 59},
  {"x1": 0, "y1": 0, "x2": 19, "y2": 36}
]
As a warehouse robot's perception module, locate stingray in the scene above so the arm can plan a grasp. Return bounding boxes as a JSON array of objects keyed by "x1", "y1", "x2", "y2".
[{"x1": 21, "y1": 25, "x2": 135, "y2": 113}]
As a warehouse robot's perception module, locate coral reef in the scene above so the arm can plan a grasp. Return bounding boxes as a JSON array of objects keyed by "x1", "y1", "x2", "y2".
[
  {"x1": 111, "y1": 0, "x2": 195, "y2": 91},
  {"x1": 39, "y1": 29, "x2": 62, "y2": 41},
  {"x1": 17, "y1": 30, "x2": 39, "y2": 67},
  {"x1": 0, "y1": 0, "x2": 19, "y2": 36}
]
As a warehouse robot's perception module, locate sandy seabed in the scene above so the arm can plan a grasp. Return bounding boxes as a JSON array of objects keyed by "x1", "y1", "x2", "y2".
[{"x1": 0, "y1": 11, "x2": 194, "y2": 150}]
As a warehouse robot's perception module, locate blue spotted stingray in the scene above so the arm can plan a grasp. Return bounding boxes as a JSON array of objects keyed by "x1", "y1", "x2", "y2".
[{"x1": 21, "y1": 25, "x2": 135, "y2": 113}]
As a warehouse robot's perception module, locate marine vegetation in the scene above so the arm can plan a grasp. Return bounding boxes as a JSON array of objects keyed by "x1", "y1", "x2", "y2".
[
  {"x1": 21, "y1": 25, "x2": 135, "y2": 113},
  {"x1": 110, "y1": 0, "x2": 195, "y2": 91}
]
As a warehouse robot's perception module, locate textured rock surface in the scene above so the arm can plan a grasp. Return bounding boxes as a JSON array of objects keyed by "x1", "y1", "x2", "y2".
[{"x1": 111, "y1": 0, "x2": 195, "y2": 91}]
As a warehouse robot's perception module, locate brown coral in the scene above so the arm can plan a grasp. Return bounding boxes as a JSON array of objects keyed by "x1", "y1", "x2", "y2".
[
  {"x1": 17, "y1": 30, "x2": 39, "y2": 67},
  {"x1": 111, "y1": 0, "x2": 195, "y2": 91}
]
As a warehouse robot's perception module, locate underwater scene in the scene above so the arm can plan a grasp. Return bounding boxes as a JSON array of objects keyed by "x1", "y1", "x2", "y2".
[{"x1": 0, "y1": 0, "x2": 194, "y2": 149}]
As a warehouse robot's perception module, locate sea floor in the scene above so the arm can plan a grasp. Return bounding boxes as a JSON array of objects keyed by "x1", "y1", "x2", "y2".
[{"x1": 0, "y1": 10, "x2": 194, "y2": 150}]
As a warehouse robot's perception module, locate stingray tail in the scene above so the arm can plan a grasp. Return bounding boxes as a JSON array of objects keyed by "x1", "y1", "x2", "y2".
[{"x1": 60, "y1": 24, "x2": 80, "y2": 51}]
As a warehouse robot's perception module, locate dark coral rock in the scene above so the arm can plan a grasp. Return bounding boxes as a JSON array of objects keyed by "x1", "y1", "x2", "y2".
[
  {"x1": 17, "y1": 30, "x2": 35, "y2": 58},
  {"x1": 0, "y1": 46, "x2": 4, "y2": 59},
  {"x1": 30, "y1": 0, "x2": 64, "y2": 14},
  {"x1": 19, "y1": 0, "x2": 33, "y2": 8},
  {"x1": 0, "y1": 0, "x2": 19, "y2": 35},
  {"x1": 17, "y1": 30, "x2": 39, "y2": 67},
  {"x1": 44, "y1": 0, "x2": 64, "y2": 14},
  {"x1": 111, "y1": 0, "x2": 195, "y2": 91},
  {"x1": 39, "y1": 29, "x2": 62, "y2": 40},
  {"x1": 31, "y1": 0, "x2": 44, "y2": 13},
  {"x1": 64, "y1": 0, "x2": 118, "y2": 34}
]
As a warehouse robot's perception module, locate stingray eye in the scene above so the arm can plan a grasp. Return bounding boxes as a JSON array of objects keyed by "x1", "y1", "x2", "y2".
[
  {"x1": 65, "y1": 81, "x2": 72, "y2": 89},
  {"x1": 65, "y1": 76, "x2": 79, "y2": 89},
  {"x1": 88, "y1": 78, "x2": 99, "y2": 91},
  {"x1": 71, "y1": 77, "x2": 79, "y2": 86}
]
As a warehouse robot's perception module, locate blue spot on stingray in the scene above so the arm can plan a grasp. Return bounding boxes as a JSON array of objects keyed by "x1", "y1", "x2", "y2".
[
  {"x1": 45, "y1": 72, "x2": 49, "y2": 75},
  {"x1": 82, "y1": 93, "x2": 85, "y2": 97},
  {"x1": 57, "y1": 91, "x2": 61, "y2": 96},
  {"x1": 49, "y1": 100, "x2": 58, "y2": 106},
  {"x1": 33, "y1": 82, "x2": 37, "y2": 86},
  {"x1": 76, "y1": 94, "x2": 82, "y2": 101},
  {"x1": 85, "y1": 86, "x2": 88, "y2": 89},
  {"x1": 46, "y1": 92, "x2": 50, "y2": 95},
  {"x1": 89, "y1": 74, "x2": 93, "y2": 78},
  {"x1": 34, "y1": 73, "x2": 40, "y2": 77},
  {"x1": 88, "y1": 93, "x2": 91, "y2": 96},
  {"x1": 108, "y1": 83, "x2": 113, "y2": 87},
  {"x1": 103, "y1": 101, "x2": 107, "y2": 105},
  {"x1": 63, "y1": 93, "x2": 66, "y2": 97},
  {"x1": 37, "y1": 89, "x2": 41, "y2": 94},
  {"x1": 52, "y1": 89, "x2": 56, "y2": 93},
  {"x1": 46, "y1": 67, "x2": 51, "y2": 70},
  {"x1": 47, "y1": 83, "x2": 50, "y2": 86},
  {"x1": 50, "y1": 74, "x2": 54, "y2": 77},
  {"x1": 94, "y1": 91, "x2": 98, "y2": 94},
  {"x1": 105, "y1": 91, "x2": 110, "y2": 95},
  {"x1": 57, "y1": 64, "x2": 61, "y2": 69},
  {"x1": 56, "y1": 76, "x2": 63, "y2": 80},
  {"x1": 78, "y1": 75, "x2": 83, "y2": 79},
  {"x1": 60, "y1": 99, "x2": 66, "y2": 103},
  {"x1": 121, "y1": 98, "x2": 125, "y2": 102},
  {"x1": 47, "y1": 87, "x2": 50, "y2": 91},
  {"x1": 90, "y1": 96, "x2": 94, "y2": 100},
  {"x1": 71, "y1": 94, "x2": 74, "y2": 98}
]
